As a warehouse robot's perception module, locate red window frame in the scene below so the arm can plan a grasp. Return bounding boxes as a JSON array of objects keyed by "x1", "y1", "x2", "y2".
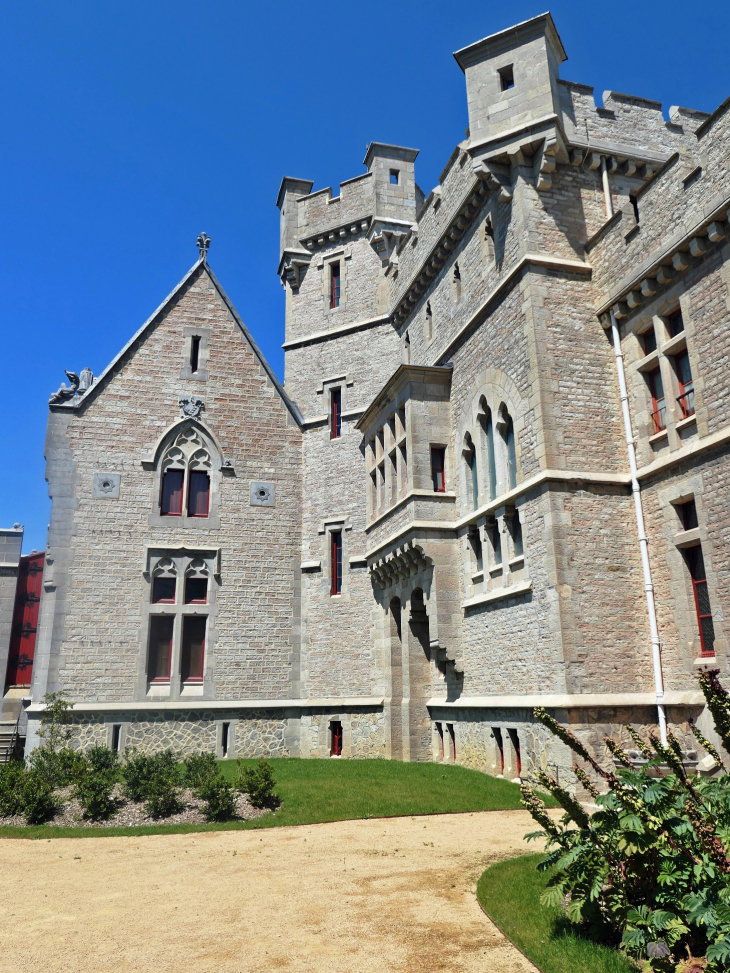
[
  {"x1": 331, "y1": 531, "x2": 343, "y2": 595},
  {"x1": 181, "y1": 615, "x2": 206, "y2": 682},
  {"x1": 675, "y1": 351, "x2": 695, "y2": 419},
  {"x1": 187, "y1": 471, "x2": 210, "y2": 517},
  {"x1": 330, "y1": 388, "x2": 341, "y2": 439},
  {"x1": 148, "y1": 615, "x2": 173, "y2": 682},
  {"x1": 152, "y1": 576, "x2": 176, "y2": 604},
  {"x1": 648, "y1": 368, "x2": 666, "y2": 434},
  {"x1": 431, "y1": 447, "x2": 446, "y2": 493},
  {"x1": 330, "y1": 262, "x2": 341, "y2": 309},
  {"x1": 686, "y1": 546, "x2": 715, "y2": 657},
  {"x1": 331, "y1": 721, "x2": 343, "y2": 756},
  {"x1": 184, "y1": 576, "x2": 208, "y2": 604},
  {"x1": 160, "y1": 469, "x2": 184, "y2": 516}
]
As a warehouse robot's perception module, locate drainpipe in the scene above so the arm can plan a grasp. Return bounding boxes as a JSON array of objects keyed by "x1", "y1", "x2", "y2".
[
  {"x1": 609, "y1": 308, "x2": 667, "y2": 745},
  {"x1": 600, "y1": 155, "x2": 614, "y2": 220}
]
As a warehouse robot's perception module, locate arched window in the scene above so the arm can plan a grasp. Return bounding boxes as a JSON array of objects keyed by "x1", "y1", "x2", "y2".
[
  {"x1": 478, "y1": 397, "x2": 497, "y2": 500},
  {"x1": 453, "y1": 262, "x2": 462, "y2": 304},
  {"x1": 463, "y1": 433, "x2": 479, "y2": 511},
  {"x1": 499, "y1": 404, "x2": 517, "y2": 490},
  {"x1": 159, "y1": 426, "x2": 212, "y2": 518}
]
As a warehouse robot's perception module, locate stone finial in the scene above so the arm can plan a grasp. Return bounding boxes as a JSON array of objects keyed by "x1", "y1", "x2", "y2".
[
  {"x1": 78, "y1": 367, "x2": 94, "y2": 394},
  {"x1": 197, "y1": 232, "x2": 211, "y2": 261}
]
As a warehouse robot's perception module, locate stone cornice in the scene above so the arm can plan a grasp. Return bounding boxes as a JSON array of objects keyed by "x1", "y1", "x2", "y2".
[
  {"x1": 26, "y1": 696, "x2": 385, "y2": 714},
  {"x1": 282, "y1": 312, "x2": 391, "y2": 351},
  {"x1": 427, "y1": 691, "x2": 705, "y2": 710}
]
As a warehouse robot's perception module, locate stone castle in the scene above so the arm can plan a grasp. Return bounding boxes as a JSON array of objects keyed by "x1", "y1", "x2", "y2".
[{"x1": 3, "y1": 12, "x2": 730, "y2": 784}]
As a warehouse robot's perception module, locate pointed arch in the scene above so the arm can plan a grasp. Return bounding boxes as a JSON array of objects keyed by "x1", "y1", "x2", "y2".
[{"x1": 141, "y1": 417, "x2": 225, "y2": 471}]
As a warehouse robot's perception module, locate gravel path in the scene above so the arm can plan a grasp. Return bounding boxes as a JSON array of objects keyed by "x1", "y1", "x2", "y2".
[{"x1": 0, "y1": 810, "x2": 541, "y2": 973}]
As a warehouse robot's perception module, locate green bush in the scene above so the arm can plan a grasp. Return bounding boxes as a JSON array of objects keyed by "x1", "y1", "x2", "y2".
[
  {"x1": 75, "y1": 768, "x2": 116, "y2": 821},
  {"x1": 183, "y1": 752, "x2": 217, "y2": 792},
  {"x1": 236, "y1": 758, "x2": 278, "y2": 809},
  {"x1": 0, "y1": 760, "x2": 26, "y2": 817},
  {"x1": 86, "y1": 744, "x2": 119, "y2": 775},
  {"x1": 74, "y1": 748, "x2": 118, "y2": 821},
  {"x1": 121, "y1": 749, "x2": 182, "y2": 819},
  {"x1": 29, "y1": 745, "x2": 86, "y2": 788},
  {"x1": 521, "y1": 669, "x2": 730, "y2": 972},
  {"x1": 199, "y1": 775, "x2": 237, "y2": 822},
  {"x1": 21, "y1": 769, "x2": 57, "y2": 825}
]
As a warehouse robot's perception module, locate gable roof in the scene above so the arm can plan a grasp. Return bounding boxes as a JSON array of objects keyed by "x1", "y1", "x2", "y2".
[{"x1": 51, "y1": 257, "x2": 304, "y2": 426}]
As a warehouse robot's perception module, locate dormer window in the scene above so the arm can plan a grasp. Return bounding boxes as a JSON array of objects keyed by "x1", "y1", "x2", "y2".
[
  {"x1": 390, "y1": 169, "x2": 399, "y2": 185},
  {"x1": 499, "y1": 65, "x2": 514, "y2": 91}
]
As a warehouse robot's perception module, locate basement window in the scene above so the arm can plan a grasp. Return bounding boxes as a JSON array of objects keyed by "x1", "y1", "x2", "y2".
[
  {"x1": 221, "y1": 722, "x2": 230, "y2": 757},
  {"x1": 331, "y1": 721, "x2": 343, "y2": 756},
  {"x1": 508, "y1": 728, "x2": 522, "y2": 777},
  {"x1": 499, "y1": 64, "x2": 514, "y2": 91},
  {"x1": 111, "y1": 725, "x2": 121, "y2": 752},
  {"x1": 435, "y1": 722, "x2": 444, "y2": 760}
]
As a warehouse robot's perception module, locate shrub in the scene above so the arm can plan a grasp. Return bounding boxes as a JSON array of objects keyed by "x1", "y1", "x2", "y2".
[
  {"x1": 521, "y1": 669, "x2": 730, "y2": 972},
  {"x1": 199, "y1": 775, "x2": 237, "y2": 822},
  {"x1": 0, "y1": 760, "x2": 26, "y2": 817},
  {"x1": 183, "y1": 752, "x2": 218, "y2": 793},
  {"x1": 236, "y1": 758, "x2": 278, "y2": 809},
  {"x1": 29, "y1": 745, "x2": 86, "y2": 788},
  {"x1": 75, "y1": 767, "x2": 116, "y2": 821},
  {"x1": 86, "y1": 744, "x2": 119, "y2": 775},
  {"x1": 121, "y1": 749, "x2": 182, "y2": 818},
  {"x1": 37, "y1": 691, "x2": 73, "y2": 752},
  {"x1": 21, "y1": 769, "x2": 57, "y2": 825}
]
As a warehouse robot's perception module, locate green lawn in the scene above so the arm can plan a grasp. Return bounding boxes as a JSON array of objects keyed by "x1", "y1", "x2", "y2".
[
  {"x1": 0, "y1": 757, "x2": 556, "y2": 840},
  {"x1": 477, "y1": 854, "x2": 637, "y2": 973}
]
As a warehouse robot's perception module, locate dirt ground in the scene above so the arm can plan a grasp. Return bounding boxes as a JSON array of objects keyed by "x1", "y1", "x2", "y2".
[{"x1": 0, "y1": 810, "x2": 542, "y2": 973}]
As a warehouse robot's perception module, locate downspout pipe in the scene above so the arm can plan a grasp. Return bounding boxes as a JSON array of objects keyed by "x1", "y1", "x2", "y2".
[{"x1": 609, "y1": 308, "x2": 668, "y2": 745}]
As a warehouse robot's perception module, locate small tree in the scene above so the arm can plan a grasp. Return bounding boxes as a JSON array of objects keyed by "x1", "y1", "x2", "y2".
[
  {"x1": 521, "y1": 670, "x2": 730, "y2": 971},
  {"x1": 236, "y1": 759, "x2": 279, "y2": 809}
]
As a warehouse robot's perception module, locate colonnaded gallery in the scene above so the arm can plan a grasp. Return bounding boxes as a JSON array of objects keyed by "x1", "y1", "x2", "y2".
[{"x1": 2, "y1": 12, "x2": 729, "y2": 786}]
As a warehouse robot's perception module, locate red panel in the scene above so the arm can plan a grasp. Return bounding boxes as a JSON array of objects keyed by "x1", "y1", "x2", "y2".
[
  {"x1": 161, "y1": 469, "x2": 183, "y2": 515},
  {"x1": 181, "y1": 616, "x2": 206, "y2": 681},
  {"x1": 330, "y1": 388, "x2": 341, "y2": 439},
  {"x1": 148, "y1": 616, "x2": 173, "y2": 681},
  {"x1": 188, "y1": 472, "x2": 210, "y2": 517},
  {"x1": 5, "y1": 552, "x2": 44, "y2": 688},
  {"x1": 331, "y1": 532, "x2": 342, "y2": 595}
]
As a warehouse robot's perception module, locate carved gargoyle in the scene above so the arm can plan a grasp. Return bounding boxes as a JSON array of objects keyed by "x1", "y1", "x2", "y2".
[{"x1": 49, "y1": 370, "x2": 80, "y2": 404}]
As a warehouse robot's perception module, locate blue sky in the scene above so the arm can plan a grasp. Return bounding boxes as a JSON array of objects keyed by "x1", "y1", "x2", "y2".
[{"x1": 2, "y1": 0, "x2": 728, "y2": 553}]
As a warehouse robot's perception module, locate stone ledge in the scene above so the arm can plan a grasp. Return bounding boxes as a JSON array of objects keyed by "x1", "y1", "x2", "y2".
[
  {"x1": 462, "y1": 579, "x2": 532, "y2": 611},
  {"x1": 427, "y1": 691, "x2": 706, "y2": 709},
  {"x1": 282, "y1": 313, "x2": 390, "y2": 350},
  {"x1": 25, "y1": 697, "x2": 386, "y2": 715}
]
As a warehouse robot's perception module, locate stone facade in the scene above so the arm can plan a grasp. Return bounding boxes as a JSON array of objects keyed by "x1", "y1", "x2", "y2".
[{"x1": 12, "y1": 13, "x2": 730, "y2": 794}]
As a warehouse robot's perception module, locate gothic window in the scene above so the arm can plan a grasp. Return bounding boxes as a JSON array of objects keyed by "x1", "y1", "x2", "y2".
[
  {"x1": 152, "y1": 557, "x2": 177, "y2": 603},
  {"x1": 144, "y1": 549, "x2": 215, "y2": 689},
  {"x1": 453, "y1": 262, "x2": 462, "y2": 304},
  {"x1": 148, "y1": 616, "x2": 173, "y2": 681},
  {"x1": 463, "y1": 433, "x2": 479, "y2": 511},
  {"x1": 498, "y1": 404, "x2": 517, "y2": 490},
  {"x1": 159, "y1": 426, "x2": 213, "y2": 519},
  {"x1": 478, "y1": 397, "x2": 497, "y2": 500}
]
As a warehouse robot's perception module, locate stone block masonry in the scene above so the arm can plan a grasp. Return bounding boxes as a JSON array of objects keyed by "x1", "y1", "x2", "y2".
[{"x1": 17, "y1": 13, "x2": 730, "y2": 795}]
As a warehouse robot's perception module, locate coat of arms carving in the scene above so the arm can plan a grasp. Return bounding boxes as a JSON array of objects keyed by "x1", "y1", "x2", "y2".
[{"x1": 179, "y1": 396, "x2": 205, "y2": 419}]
